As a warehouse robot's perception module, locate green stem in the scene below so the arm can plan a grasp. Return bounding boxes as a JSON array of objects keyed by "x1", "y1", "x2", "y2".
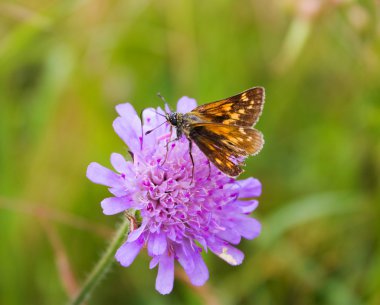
[{"x1": 68, "y1": 217, "x2": 131, "y2": 305}]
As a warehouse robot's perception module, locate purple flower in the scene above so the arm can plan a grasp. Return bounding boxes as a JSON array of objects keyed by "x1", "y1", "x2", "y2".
[{"x1": 87, "y1": 97, "x2": 262, "y2": 294}]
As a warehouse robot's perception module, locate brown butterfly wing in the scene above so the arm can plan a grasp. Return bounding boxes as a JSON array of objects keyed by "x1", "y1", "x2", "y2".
[
  {"x1": 189, "y1": 87, "x2": 265, "y2": 127},
  {"x1": 188, "y1": 123, "x2": 264, "y2": 176}
]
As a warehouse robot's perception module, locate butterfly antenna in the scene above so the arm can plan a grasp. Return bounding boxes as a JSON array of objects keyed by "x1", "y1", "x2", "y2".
[
  {"x1": 145, "y1": 120, "x2": 167, "y2": 135},
  {"x1": 157, "y1": 92, "x2": 170, "y2": 115},
  {"x1": 151, "y1": 109, "x2": 166, "y2": 118},
  {"x1": 157, "y1": 92, "x2": 167, "y2": 104}
]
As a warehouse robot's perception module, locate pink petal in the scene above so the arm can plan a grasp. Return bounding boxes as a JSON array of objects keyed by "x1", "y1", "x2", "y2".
[
  {"x1": 149, "y1": 256, "x2": 160, "y2": 269},
  {"x1": 155, "y1": 252, "x2": 174, "y2": 294},
  {"x1": 176, "y1": 243, "x2": 209, "y2": 286},
  {"x1": 113, "y1": 117, "x2": 141, "y2": 153},
  {"x1": 115, "y1": 239, "x2": 144, "y2": 267},
  {"x1": 110, "y1": 153, "x2": 131, "y2": 174},
  {"x1": 100, "y1": 196, "x2": 134, "y2": 215},
  {"x1": 148, "y1": 232, "x2": 167, "y2": 256},
  {"x1": 176, "y1": 243, "x2": 195, "y2": 273},
  {"x1": 127, "y1": 220, "x2": 147, "y2": 242},
  {"x1": 177, "y1": 96, "x2": 197, "y2": 113},
  {"x1": 236, "y1": 199, "x2": 259, "y2": 213},
  {"x1": 237, "y1": 177, "x2": 262, "y2": 198},
  {"x1": 115, "y1": 103, "x2": 137, "y2": 118},
  {"x1": 234, "y1": 216, "x2": 261, "y2": 239},
  {"x1": 216, "y1": 229, "x2": 241, "y2": 245},
  {"x1": 142, "y1": 108, "x2": 169, "y2": 150},
  {"x1": 185, "y1": 252, "x2": 209, "y2": 286},
  {"x1": 209, "y1": 241, "x2": 244, "y2": 266},
  {"x1": 86, "y1": 162, "x2": 120, "y2": 187}
]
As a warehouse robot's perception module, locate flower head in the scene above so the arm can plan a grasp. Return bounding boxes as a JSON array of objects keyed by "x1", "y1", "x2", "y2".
[{"x1": 87, "y1": 97, "x2": 262, "y2": 294}]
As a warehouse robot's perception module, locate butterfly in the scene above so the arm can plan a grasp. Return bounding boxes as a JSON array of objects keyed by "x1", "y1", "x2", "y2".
[{"x1": 159, "y1": 87, "x2": 265, "y2": 178}]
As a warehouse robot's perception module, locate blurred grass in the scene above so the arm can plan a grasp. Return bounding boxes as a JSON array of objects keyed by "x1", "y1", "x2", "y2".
[{"x1": 1, "y1": 0, "x2": 380, "y2": 304}]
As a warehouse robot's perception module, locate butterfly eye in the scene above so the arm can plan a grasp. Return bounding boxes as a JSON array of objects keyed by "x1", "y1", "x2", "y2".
[{"x1": 168, "y1": 113, "x2": 178, "y2": 126}]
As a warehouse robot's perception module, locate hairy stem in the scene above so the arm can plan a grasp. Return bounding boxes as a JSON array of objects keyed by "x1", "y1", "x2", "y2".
[{"x1": 68, "y1": 217, "x2": 130, "y2": 305}]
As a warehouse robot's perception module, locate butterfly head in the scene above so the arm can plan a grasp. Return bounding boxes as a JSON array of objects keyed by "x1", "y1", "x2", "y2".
[
  {"x1": 166, "y1": 112, "x2": 180, "y2": 127},
  {"x1": 166, "y1": 112, "x2": 187, "y2": 139}
]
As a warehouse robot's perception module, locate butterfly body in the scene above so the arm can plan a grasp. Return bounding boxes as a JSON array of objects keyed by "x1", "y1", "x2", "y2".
[
  {"x1": 165, "y1": 87, "x2": 265, "y2": 177},
  {"x1": 166, "y1": 112, "x2": 202, "y2": 139}
]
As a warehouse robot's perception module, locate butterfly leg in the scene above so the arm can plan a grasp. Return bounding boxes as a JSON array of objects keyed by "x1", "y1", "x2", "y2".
[
  {"x1": 162, "y1": 126, "x2": 181, "y2": 166},
  {"x1": 139, "y1": 109, "x2": 144, "y2": 150},
  {"x1": 161, "y1": 126, "x2": 172, "y2": 165},
  {"x1": 188, "y1": 140, "x2": 195, "y2": 184},
  {"x1": 207, "y1": 160, "x2": 211, "y2": 180}
]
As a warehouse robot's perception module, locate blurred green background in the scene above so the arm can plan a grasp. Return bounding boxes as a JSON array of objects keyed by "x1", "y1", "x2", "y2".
[{"x1": 1, "y1": 0, "x2": 380, "y2": 304}]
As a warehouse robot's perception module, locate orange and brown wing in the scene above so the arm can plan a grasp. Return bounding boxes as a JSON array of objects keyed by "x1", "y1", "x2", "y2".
[
  {"x1": 189, "y1": 123, "x2": 264, "y2": 176},
  {"x1": 189, "y1": 87, "x2": 265, "y2": 127}
]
